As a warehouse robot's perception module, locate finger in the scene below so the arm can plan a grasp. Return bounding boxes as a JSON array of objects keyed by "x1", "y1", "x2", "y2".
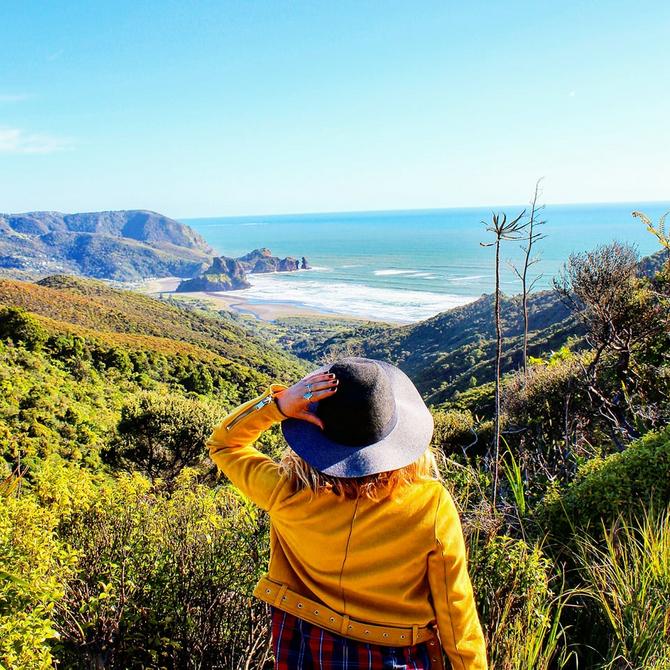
[
  {"x1": 299, "y1": 411, "x2": 325, "y2": 430},
  {"x1": 309, "y1": 379, "x2": 339, "y2": 392},
  {"x1": 303, "y1": 372, "x2": 336, "y2": 384},
  {"x1": 312, "y1": 385, "x2": 338, "y2": 398}
]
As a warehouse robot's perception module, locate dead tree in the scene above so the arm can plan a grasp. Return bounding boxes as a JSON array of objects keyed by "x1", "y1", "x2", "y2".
[{"x1": 510, "y1": 179, "x2": 547, "y2": 377}]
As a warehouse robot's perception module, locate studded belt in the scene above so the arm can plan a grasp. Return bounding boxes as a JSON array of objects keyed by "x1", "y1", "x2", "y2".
[{"x1": 254, "y1": 576, "x2": 444, "y2": 666}]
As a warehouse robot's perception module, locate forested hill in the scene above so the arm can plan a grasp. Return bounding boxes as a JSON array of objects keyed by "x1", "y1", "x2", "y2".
[
  {"x1": 284, "y1": 289, "x2": 582, "y2": 405},
  {"x1": 0, "y1": 275, "x2": 307, "y2": 383},
  {"x1": 0, "y1": 209, "x2": 213, "y2": 280}
]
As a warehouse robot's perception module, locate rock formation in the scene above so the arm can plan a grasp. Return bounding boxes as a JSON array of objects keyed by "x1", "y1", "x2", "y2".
[
  {"x1": 175, "y1": 257, "x2": 250, "y2": 292},
  {"x1": 237, "y1": 248, "x2": 304, "y2": 274},
  {"x1": 177, "y1": 247, "x2": 310, "y2": 293}
]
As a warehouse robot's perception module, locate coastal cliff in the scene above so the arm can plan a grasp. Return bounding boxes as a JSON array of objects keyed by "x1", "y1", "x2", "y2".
[{"x1": 0, "y1": 210, "x2": 212, "y2": 281}]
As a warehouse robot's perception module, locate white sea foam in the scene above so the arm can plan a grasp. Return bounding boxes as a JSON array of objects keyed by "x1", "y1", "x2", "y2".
[
  {"x1": 448, "y1": 274, "x2": 487, "y2": 282},
  {"x1": 373, "y1": 269, "x2": 440, "y2": 280},
  {"x1": 373, "y1": 269, "x2": 419, "y2": 276},
  {"x1": 236, "y1": 273, "x2": 476, "y2": 322}
]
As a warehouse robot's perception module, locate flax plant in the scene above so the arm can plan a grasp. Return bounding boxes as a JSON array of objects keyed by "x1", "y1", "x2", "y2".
[
  {"x1": 481, "y1": 210, "x2": 527, "y2": 506},
  {"x1": 575, "y1": 506, "x2": 670, "y2": 669},
  {"x1": 632, "y1": 210, "x2": 670, "y2": 251}
]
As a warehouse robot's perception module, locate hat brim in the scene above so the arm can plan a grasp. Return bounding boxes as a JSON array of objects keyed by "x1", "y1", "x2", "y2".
[{"x1": 281, "y1": 358, "x2": 434, "y2": 477}]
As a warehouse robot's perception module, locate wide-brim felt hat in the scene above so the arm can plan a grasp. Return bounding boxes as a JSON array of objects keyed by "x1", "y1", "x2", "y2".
[{"x1": 281, "y1": 357, "x2": 434, "y2": 478}]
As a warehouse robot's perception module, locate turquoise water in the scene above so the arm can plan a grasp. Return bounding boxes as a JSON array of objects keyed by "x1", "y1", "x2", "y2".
[{"x1": 183, "y1": 202, "x2": 669, "y2": 322}]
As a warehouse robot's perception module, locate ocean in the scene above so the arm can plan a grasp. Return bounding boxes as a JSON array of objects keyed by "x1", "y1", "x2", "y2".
[{"x1": 183, "y1": 202, "x2": 670, "y2": 323}]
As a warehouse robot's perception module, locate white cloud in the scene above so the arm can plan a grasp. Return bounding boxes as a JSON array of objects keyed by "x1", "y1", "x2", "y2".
[
  {"x1": 0, "y1": 93, "x2": 30, "y2": 103},
  {"x1": 568, "y1": 90, "x2": 576, "y2": 97},
  {"x1": 0, "y1": 127, "x2": 72, "y2": 154}
]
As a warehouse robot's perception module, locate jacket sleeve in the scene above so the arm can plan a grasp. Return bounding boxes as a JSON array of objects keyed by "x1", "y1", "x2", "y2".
[
  {"x1": 427, "y1": 487, "x2": 488, "y2": 670},
  {"x1": 207, "y1": 384, "x2": 291, "y2": 512}
]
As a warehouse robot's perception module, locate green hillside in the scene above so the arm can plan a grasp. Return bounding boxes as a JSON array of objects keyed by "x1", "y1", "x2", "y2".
[
  {"x1": 277, "y1": 290, "x2": 583, "y2": 405},
  {"x1": 1, "y1": 246, "x2": 669, "y2": 669},
  {"x1": 0, "y1": 275, "x2": 307, "y2": 380}
]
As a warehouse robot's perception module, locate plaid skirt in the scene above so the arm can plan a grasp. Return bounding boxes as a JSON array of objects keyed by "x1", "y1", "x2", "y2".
[{"x1": 271, "y1": 607, "x2": 437, "y2": 669}]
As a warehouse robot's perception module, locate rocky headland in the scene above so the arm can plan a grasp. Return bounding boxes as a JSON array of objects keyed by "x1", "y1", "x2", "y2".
[
  {"x1": 0, "y1": 210, "x2": 212, "y2": 281},
  {"x1": 176, "y1": 248, "x2": 310, "y2": 293}
]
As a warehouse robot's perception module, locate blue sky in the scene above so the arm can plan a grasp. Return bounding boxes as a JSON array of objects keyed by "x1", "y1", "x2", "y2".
[{"x1": 1, "y1": 1, "x2": 668, "y2": 217}]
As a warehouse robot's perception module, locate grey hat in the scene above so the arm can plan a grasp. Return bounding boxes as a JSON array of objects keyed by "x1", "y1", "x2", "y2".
[{"x1": 281, "y1": 357, "x2": 434, "y2": 477}]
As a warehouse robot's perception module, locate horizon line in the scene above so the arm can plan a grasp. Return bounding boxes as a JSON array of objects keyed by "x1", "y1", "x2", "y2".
[{"x1": 179, "y1": 198, "x2": 670, "y2": 221}]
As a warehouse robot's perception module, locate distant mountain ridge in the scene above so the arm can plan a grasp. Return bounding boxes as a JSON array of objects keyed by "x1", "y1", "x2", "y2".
[{"x1": 0, "y1": 209, "x2": 213, "y2": 281}]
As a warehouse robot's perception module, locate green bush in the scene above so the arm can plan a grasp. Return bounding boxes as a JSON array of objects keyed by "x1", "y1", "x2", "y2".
[
  {"x1": 52, "y1": 470, "x2": 273, "y2": 670},
  {"x1": 0, "y1": 307, "x2": 48, "y2": 351},
  {"x1": 575, "y1": 507, "x2": 670, "y2": 669},
  {"x1": 431, "y1": 408, "x2": 476, "y2": 456},
  {"x1": 0, "y1": 491, "x2": 76, "y2": 670},
  {"x1": 469, "y1": 534, "x2": 573, "y2": 670},
  {"x1": 106, "y1": 392, "x2": 223, "y2": 483},
  {"x1": 537, "y1": 426, "x2": 670, "y2": 543}
]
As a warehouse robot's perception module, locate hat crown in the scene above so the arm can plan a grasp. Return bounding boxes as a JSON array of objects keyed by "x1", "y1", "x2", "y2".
[{"x1": 317, "y1": 359, "x2": 397, "y2": 447}]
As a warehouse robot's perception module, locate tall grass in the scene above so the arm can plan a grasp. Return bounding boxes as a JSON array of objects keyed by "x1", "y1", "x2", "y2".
[{"x1": 575, "y1": 506, "x2": 670, "y2": 670}]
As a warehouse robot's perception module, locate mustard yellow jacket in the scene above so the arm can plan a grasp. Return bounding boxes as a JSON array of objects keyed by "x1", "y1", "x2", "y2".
[{"x1": 207, "y1": 385, "x2": 488, "y2": 670}]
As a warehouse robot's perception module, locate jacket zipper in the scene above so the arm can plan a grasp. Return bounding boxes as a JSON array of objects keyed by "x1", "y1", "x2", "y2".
[{"x1": 225, "y1": 395, "x2": 273, "y2": 431}]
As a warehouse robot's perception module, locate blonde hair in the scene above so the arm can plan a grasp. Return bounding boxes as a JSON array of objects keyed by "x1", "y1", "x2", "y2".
[{"x1": 278, "y1": 446, "x2": 441, "y2": 501}]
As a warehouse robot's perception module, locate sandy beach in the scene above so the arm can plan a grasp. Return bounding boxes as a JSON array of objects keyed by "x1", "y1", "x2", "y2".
[{"x1": 134, "y1": 277, "x2": 382, "y2": 323}]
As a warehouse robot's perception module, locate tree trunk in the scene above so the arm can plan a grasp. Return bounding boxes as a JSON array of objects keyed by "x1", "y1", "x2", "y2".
[{"x1": 493, "y1": 237, "x2": 502, "y2": 505}]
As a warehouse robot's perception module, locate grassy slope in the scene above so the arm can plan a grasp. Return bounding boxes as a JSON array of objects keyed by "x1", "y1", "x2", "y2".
[{"x1": 0, "y1": 276, "x2": 308, "y2": 382}]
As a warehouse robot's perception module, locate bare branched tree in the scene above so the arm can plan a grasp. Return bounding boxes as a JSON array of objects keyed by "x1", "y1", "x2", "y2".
[
  {"x1": 481, "y1": 210, "x2": 527, "y2": 505},
  {"x1": 553, "y1": 242, "x2": 664, "y2": 445},
  {"x1": 509, "y1": 179, "x2": 547, "y2": 377}
]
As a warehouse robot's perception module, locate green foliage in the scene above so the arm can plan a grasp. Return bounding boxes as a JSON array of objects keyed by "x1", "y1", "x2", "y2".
[
  {"x1": 633, "y1": 209, "x2": 670, "y2": 252},
  {"x1": 51, "y1": 469, "x2": 273, "y2": 669},
  {"x1": 470, "y1": 534, "x2": 574, "y2": 670},
  {"x1": 537, "y1": 427, "x2": 670, "y2": 543},
  {"x1": 108, "y1": 392, "x2": 223, "y2": 482},
  {"x1": 575, "y1": 507, "x2": 670, "y2": 669},
  {"x1": 0, "y1": 275, "x2": 308, "y2": 383},
  {"x1": 0, "y1": 492, "x2": 76, "y2": 669},
  {"x1": 0, "y1": 341, "x2": 117, "y2": 470},
  {"x1": 0, "y1": 306, "x2": 48, "y2": 350},
  {"x1": 442, "y1": 380, "x2": 496, "y2": 417},
  {"x1": 430, "y1": 408, "x2": 475, "y2": 456}
]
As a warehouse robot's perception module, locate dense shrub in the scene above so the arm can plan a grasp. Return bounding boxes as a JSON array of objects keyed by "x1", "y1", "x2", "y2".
[
  {"x1": 469, "y1": 534, "x2": 572, "y2": 670},
  {"x1": 52, "y1": 469, "x2": 273, "y2": 670},
  {"x1": 537, "y1": 426, "x2": 670, "y2": 543},
  {"x1": 107, "y1": 392, "x2": 224, "y2": 483},
  {"x1": 575, "y1": 508, "x2": 670, "y2": 669},
  {"x1": 0, "y1": 491, "x2": 75, "y2": 669},
  {"x1": 0, "y1": 306, "x2": 48, "y2": 350},
  {"x1": 431, "y1": 408, "x2": 476, "y2": 456}
]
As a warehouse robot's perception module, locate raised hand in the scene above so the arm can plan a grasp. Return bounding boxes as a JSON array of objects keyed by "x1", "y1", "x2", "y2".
[{"x1": 275, "y1": 372, "x2": 338, "y2": 429}]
